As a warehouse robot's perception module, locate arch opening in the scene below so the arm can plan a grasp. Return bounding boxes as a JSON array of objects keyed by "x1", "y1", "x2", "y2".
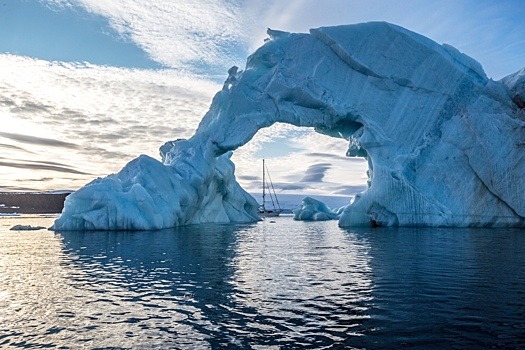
[{"x1": 231, "y1": 122, "x2": 369, "y2": 211}]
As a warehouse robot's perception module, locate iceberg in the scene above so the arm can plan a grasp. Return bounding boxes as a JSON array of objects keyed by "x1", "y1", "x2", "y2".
[
  {"x1": 293, "y1": 197, "x2": 343, "y2": 221},
  {"x1": 53, "y1": 22, "x2": 525, "y2": 230},
  {"x1": 53, "y1": 148, "x2": 260, "y2": 230}
]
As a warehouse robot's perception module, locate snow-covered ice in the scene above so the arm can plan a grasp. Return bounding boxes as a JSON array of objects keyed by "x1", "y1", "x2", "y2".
[{"x1": 53, "y1": 22, "x2": 525, "y2": 230}]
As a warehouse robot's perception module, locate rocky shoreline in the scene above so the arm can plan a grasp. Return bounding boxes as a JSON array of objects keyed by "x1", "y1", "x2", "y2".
[{"x1": 0, "y1": 192, "x2": 71, "y2": 214}]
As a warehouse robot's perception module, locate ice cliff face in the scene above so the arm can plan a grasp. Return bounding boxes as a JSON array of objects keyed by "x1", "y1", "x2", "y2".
[{"x1": 53, "y1": 22, "x2": 525, "y2": 230}]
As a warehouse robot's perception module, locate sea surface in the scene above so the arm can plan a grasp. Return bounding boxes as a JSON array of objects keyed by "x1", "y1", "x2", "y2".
[{"x1": 1, "y1": 215, "x2": 524, "y2": 349}]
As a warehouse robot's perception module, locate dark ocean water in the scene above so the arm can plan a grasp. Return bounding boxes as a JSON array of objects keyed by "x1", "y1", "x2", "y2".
[{"x1": 1, "y1": 215, "x2": 524, "y2": 349}]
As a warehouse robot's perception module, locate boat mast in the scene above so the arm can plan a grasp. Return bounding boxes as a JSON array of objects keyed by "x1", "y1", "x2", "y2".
[{"x1": 262, "y1": 158, "x2": 266, "y2": 211}]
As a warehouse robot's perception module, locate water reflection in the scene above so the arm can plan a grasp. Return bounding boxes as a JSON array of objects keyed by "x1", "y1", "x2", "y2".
[
  {"x1": 346, "y1": 227, "x2": 525, "y2": 349},
  {"x1": 1, "y1": 217, "x2": 524, "y2": 349},
  {"x1": 55, "y1": 219, "x2": 375, "y2": 348},
  {"x1": 57, "y1": 223, "x2": 247, "y2": 349}
]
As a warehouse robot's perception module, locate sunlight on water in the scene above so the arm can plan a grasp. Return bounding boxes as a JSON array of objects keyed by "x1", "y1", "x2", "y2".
[{"x1": 0, "y1": 215, "x2": 524, "y2": 349}]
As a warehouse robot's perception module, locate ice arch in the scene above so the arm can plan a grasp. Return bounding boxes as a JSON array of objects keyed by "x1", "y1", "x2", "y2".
[{"x1": 53, "y1": 22, "x2": 525, "y2": 230}]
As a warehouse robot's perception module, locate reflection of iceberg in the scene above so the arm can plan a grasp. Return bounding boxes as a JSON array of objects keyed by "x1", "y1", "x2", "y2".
[
  {"x1": 293, "y1": 197, "x2": 343, "y2": 221},
  {"x1": 54, "y1": 22, "x2": 525, "y2": 230},
  {"x1": 56, "y1": 224, "x2": 247, "y2": 348}
]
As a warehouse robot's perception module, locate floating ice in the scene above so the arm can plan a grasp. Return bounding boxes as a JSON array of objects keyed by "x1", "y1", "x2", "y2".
[
  {"x1": 53, "y1": 22, "x2": 525, "y2": 230},
  {"x1": 293, "y1": 197, "x2": 343, "y2": 221}
]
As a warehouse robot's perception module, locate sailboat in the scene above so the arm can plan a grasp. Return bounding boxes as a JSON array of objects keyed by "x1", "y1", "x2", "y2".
[{"x1": 258, "y1": 159, "x2": 282, "y2": 217}]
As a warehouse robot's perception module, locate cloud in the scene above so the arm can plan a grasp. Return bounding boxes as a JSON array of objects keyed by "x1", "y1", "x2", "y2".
[
  {"x1": 0, "y1": 156, "x2": 81, "y2": 168},
  {"x1": 304, "y1": 152, "x2": 366, "y2": 162},
  {"x1": 274, "y1": 182, "x2": 308, "y2": 191},
  {"x1": 300, "y1": 163, "x2": 332, "y2": 183},
  {"x1": 0, "y1": 185, "x2": 48, "y2": 192},
  {"x1": 0, "y1": 131, "x2": 80, "y2": 149},
  {"x1": 0, "y1": 143, "x2": 33, "y2": 153},
  {"x1": 43, "y1": 0, "x2": 270, "y2": 75},
  {"x1": 0, "y1": 160, "x2": 90, "y2": 175},
  {"x1": 331, "y1": 185, "x2": 368, "y2": 195},
  {"x1": 237, "y1": 175, "x2": 260, "y2": 181},
  {"x1": 0, "y1": 54, "x2": 220, "y2": 190},
  {"x1": 0, "y1": 54, "x2": 219, "y2": 142}
]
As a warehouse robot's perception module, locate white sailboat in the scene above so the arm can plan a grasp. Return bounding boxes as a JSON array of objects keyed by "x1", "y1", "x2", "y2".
[{"x1": 258, "y1": 159, "x2": 282, "y2": 217}]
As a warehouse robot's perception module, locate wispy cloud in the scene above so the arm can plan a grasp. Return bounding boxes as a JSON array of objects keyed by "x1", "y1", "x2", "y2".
[
  {"x1": 0, "y1": 160, "x2": 90, "y2": 175},
  {"x1": 300, "y1": 163, "x2": 332, "y2": 183},
  {"x1": 42, "y1": 0, "x2": 270, "y2": 75},
  {"x1": 0, "y1": 131, "x2": 80, "y2": 149},
  {"x1": 38, "y1": 0, "x2": 525, "y2": 79},
  {"x1": 0, "y1": 143, "x2": 33, "y2": 153}
]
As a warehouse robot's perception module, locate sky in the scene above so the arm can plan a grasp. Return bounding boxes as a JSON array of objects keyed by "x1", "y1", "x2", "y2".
[{"x1": 1, "y1": 0, "x2": 524, "y2": 198}]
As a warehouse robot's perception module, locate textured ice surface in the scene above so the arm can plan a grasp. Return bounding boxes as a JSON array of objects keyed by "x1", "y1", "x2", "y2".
[
  {"x1": 53, "y1": 151, "x2": 260, "y2": 230},
  {"x1": 293, "y1": 197, "x2": 343, "y2": 221},
  {"x1": 53, "y1": 22, "x2": 525, "y2": 230}
]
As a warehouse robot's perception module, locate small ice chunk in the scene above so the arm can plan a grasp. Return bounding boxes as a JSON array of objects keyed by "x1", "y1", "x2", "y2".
[{"x1": 293, "y1": 197, "x2": 343, "y2": 221}]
